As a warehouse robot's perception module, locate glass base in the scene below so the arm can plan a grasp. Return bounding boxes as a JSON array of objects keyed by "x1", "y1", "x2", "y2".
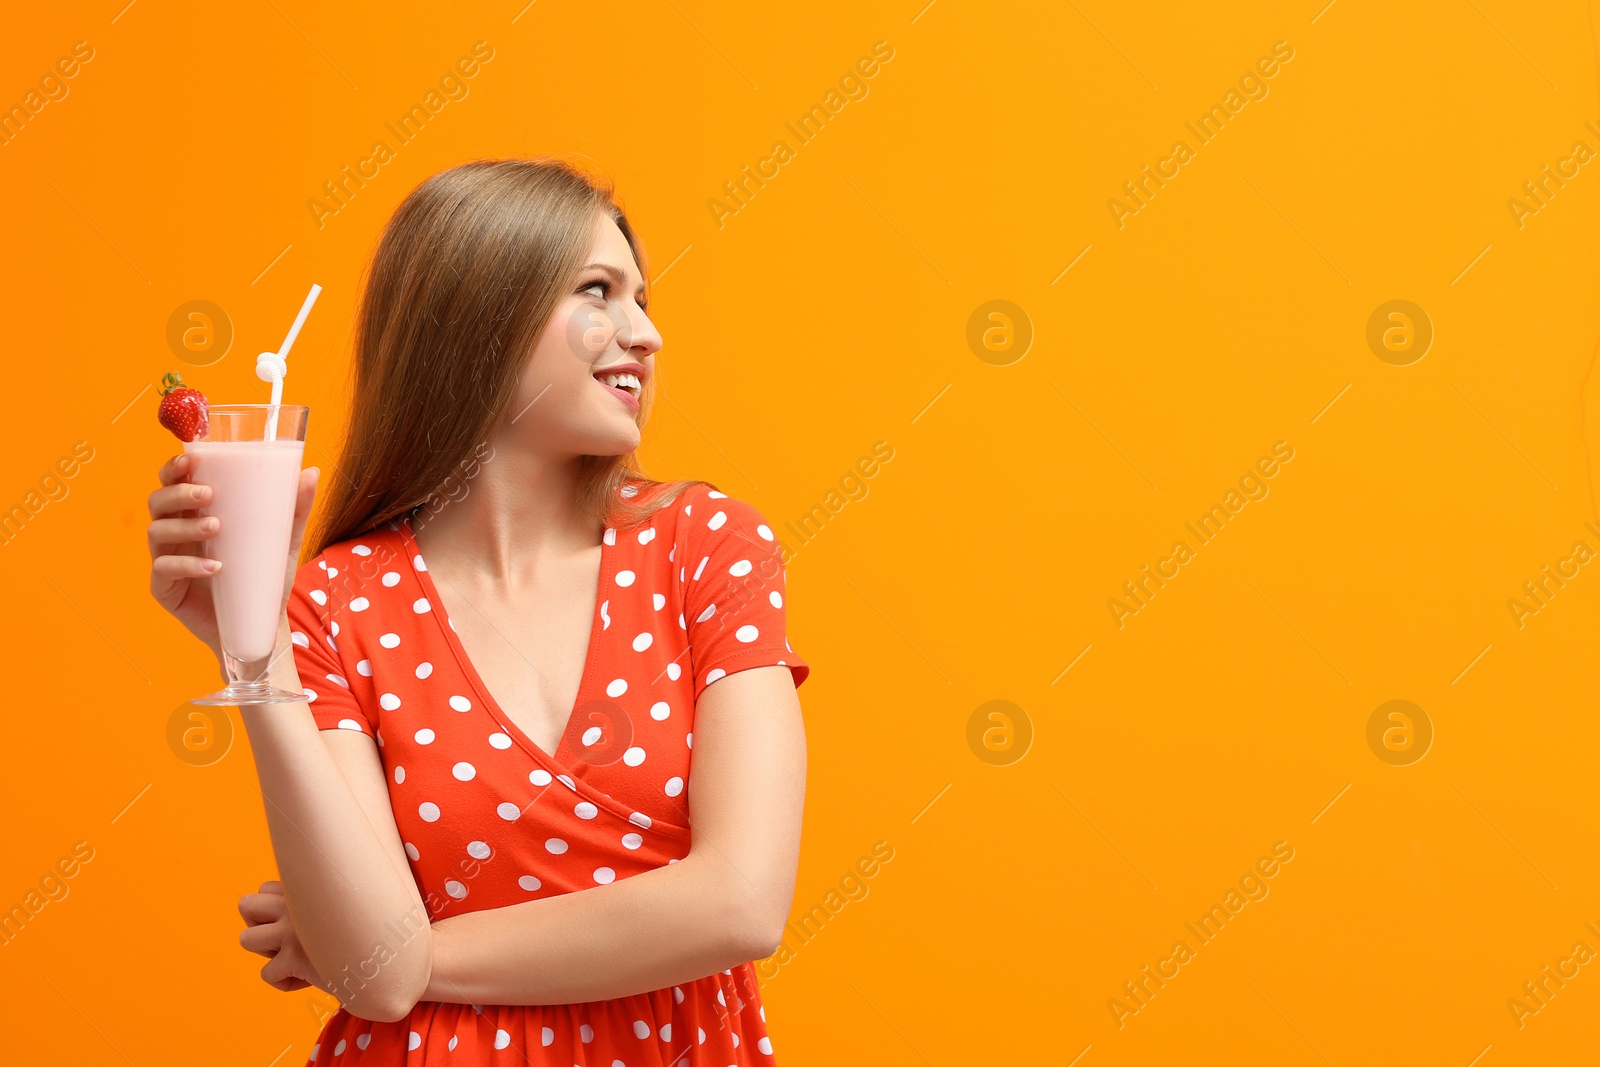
[{"x1": 191, "y1": 681, "x2": 306, "y2": 706}]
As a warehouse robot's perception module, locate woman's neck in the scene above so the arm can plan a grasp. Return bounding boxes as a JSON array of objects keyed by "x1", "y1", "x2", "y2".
[{"x1": 410, "y1": 449, "x2": 601, "y2": 589}]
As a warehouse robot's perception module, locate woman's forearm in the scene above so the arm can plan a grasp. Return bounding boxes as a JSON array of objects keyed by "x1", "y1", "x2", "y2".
[
  {"x1": 422, "y1": 851, "x2": 769, "y2": 1006},
  {"x1": 238, "y1": 641, "x2": 433, "y2": 1021}
]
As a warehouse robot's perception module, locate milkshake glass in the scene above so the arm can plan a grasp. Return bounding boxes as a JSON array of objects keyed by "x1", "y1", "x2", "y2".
[{"x1": 186, "y1": 404, "x2": 310, "y2": 705}]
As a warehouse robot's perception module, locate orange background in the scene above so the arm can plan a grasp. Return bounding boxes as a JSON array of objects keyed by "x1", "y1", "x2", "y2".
[{"x1": 3, "y1": 1, "x2": 1599, "y2": 1063}]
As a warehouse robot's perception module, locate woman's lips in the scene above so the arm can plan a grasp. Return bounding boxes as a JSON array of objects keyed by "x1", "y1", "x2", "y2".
[{"x1": 598, "y1": 379, "x2": 640, "y2": 411}]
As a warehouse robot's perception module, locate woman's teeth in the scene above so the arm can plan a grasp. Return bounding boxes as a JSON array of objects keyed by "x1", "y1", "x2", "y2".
[{"x1": 598, "y1": 372, "x2": 641, "y2": 396}]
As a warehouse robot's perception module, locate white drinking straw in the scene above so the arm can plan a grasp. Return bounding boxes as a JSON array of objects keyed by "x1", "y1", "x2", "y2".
[{"x1": 257, "y1": 283, "x2": 323, "y2": 440}]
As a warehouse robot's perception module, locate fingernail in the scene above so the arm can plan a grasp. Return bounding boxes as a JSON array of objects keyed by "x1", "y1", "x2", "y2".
[
  {"x1": 204, "y1": 560, "x2": 221, "y2": 572},
  {"x1": 203, "y1": 517, "x2": 218, "y2": 532}
]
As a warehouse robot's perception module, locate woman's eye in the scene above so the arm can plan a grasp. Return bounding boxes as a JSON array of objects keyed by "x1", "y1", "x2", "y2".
[{"x1": 580, "y1": 280, "x2": 608, "y2": 298}]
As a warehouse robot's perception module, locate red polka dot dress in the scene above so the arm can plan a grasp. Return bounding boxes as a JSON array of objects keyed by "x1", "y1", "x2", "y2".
[{"x1": 284, "y1": 479, "x2": 810, "y2": 1065}]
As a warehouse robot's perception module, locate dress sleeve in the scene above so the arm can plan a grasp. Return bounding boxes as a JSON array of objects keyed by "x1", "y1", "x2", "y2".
[
  {"x1": 680, "y1": 487, "x2": 811, "y2": 704},
  {"x1": 286, "y1": 556, "x2": 375, "y2": 736}
]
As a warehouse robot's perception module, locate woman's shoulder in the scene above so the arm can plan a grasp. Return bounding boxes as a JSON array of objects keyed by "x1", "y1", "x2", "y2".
[{"x1": 291, "y1": 520, "x2": 412, "y2": 601}]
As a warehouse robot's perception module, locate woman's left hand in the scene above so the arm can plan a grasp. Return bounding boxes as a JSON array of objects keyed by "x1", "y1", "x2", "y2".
[{"x1": 238, "y1": 880, "x2": 326, "y2": 993}]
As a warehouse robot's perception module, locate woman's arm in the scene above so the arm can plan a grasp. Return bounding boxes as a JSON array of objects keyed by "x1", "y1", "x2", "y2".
[
  {"x1": 240, "y1": 643, "x2": 433, "y2": 1021},
  {"x1": 419, "y1": 663, "x2": 806, "y2": 1005}
]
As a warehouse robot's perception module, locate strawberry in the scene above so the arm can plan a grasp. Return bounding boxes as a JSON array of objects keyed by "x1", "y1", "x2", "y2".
[{"x1": 157, "y1": 371, "x2": 209, "y2": 442}]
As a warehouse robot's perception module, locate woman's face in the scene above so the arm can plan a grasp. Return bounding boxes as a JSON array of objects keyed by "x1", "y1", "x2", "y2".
[{"x1": 508, "y1": 212, "x2": 661, "y2": 458}]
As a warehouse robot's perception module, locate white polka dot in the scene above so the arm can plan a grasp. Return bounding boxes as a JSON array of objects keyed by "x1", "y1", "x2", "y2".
[
  {"x1": 309, "y1": 589, "x2": 326, "y2": 606},
  {"x1": 338, "y1": 718, "x2": 363, "y2": 732},
  {"x1": 729, "y1": 560, "x2": 752, "y2": 577},
  {"x1": 356, "y1": 1034, "x2": 371, "y2": 1050},
  {"x1": 449, "y1": 695, "x2": 471, "y2": 711},
  {"x1": 326, "y1": 673, "x2": 349, "y2": 688},
  {"x1": 467, "y1": 840, "x2": 491, "y2": 860},
  {"x1": 708, "y1": 489, "x2": 726, "y2": 498},
  {"x1": 653, "y1": 593, "x2": 665, "y2": 610},
  {"x1": 329, "y1": 620, "x2": 339, "y2": 638},
  {"x1": 414, "y1": 728, "x2": 435, "y2": 744},
  {"x1": 413, "y1": 554, "x2": 426, "y2": 571},
  {"x1": 696, "y1": 1026, "x2": 705, "y2": 1043},
  {"x1": 447, "y1": 1036, "x2": 457, "y2": 1051},
  {"x1": 413, "y1": 597, "x2": 431, "y2": 614},
  {"x1": 291, "y1": 631, "x2": 309, "y2": 648},
  {"x1": 649, "y1": 701, "x2": 671, "y2": 721},
  {"x1": 452, "y1": 762, "x2": 476, "y2": 781},
  {"x1": 489, "y1": 732, "x2": 513, "y2": 749},
  {"x1": 660, "y1": 1023, "x2": 673, "y2": 1041},
  {"x1": 629, "y1": 811, "x2": 652, "y2": 828},
  {"x1": 758, "y1": 1036, "x2": 773, "y2": 1053},
  {"x1": 666, "y1": 662, "x2": 681, "y2": 681},
  {"x1": 493, "y1": 1029, "x2": 509, "y2": 1050},
  {"x1": 623, "y1": 747, "x2": 645, "y2": 766},
  {"x1": 695, "y1": 604, "x2": 716, "y2": 624},
  {"x1": 705, "y1": 668, "x2": 727, "y2": 686},
  {"x1": 415, "y1": 661, "x2": 433, "y2": 679},
  {"x1": 542, "y1": 1026, "x2": 555, "y2": 1046},
  {"x1": 445, "y1": 880, "x2": 467, "y2": 899},
  {"x1": 665, "y1": 776, "x2": 684, "y2": 797},
  {"x1": 633, "y1": 632, "x2": 653, "y2": 652},
  {"x1": 303, "y1": 688, "x2": 317, "y2": 704},
  {"x1": 545, "y1": 837, "x2": 568, "y2": 854},
  {"x1": 357, "y1": 659, "x2": 373, "y2": 676},
  {"x1": 352, "y1": 544, "x2": 371, "y2": 556},
  {"x1": 687, "y1": 732, "x2": 694, "y2": 748},
  {"x1": 582, "y1": 726, "x2": 603, "y2": 746},
  {"x1": 380, "y1": 692, "x2": 401, "y2": 710},
  {"x1": 518, "y1": 874, "x2": 541, "y2": 891},
  {"x1": 530, "y1": 769, "x2": 553, "y2": 786},
  {"x1": 638, "y1": 528, "x2": 656, "y2": 544},
  {"x1": 404, "y1": 842, "x2": 419, "y2": 861},
  {"x1": 407, "y1": 1032, "x2": 421, "y2": 1051},
  {"x1": 575, "y1": 802, "x2": 598, "y2": 819},
  {"x1": 603, "y1": 527, "x2": 617, "y2": 545},
  {"x1": 595, "y1": 867, "x2": 616, "y2": 884},
  {"x1": 334, "y1": 1040, "x2": 346, "y2": 1056},
  {"x1": 557, "y1": 774, "x2": 575, "y2": 790},
  {"x1": 736, "y1": 624, "x2": 759, "y2": 643},
  {"x1": 418, "y1": 802, "x2": 440, "y2": 822},
  {"x1": 350, "y1": 597, "x2": 370, "y2": 612},
  {"x1": 770, "y1": 590, "x2": 783, "y2": 608},
  {"x1": 394, "y1": 765, "x2": 406, "y2": 784},
  {"x1": 580, "y1": 1025, "x2": 594, "y2": 1043},
  {"x1": 606, "y1": 677, "x2": 627, "y2": 698},
  {"x1": 497, "y1": 802, "x2": 522, "y2": 821},
  {"x1": 622, "y1": 833, "x2": 643, "y2": 849},
  {"x1": 326, "y1": 566, "x2": 337, "y2": 579},
  {"x1": 382, "y1": 571, "x2": 401, "y2": 587},
  {"x1": 708, "y1": 510, "x2": 727, "y2": 530},
  {"x1": 615, "y1": 569, "x2": 636, "y2": 587},
  {"x1": 757, "y1": 524, "x2": 774, "y2": 541},
  {"x1": 379, "y1": 633, "x2": 400, "y2": 649},
  {"x1": 633, "y1": 1020, "x2": 650, "y2": 1039}
]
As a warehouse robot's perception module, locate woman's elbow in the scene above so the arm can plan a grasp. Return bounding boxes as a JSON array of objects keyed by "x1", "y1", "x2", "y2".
[
  {"x1": 319, "y1": 942, "x2": 432, "y2": 1024},
  {"x1": 729, "y1": 887, "x2": 790, "y2": 963}
]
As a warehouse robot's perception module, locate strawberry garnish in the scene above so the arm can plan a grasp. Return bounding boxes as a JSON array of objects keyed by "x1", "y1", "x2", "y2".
[{"x1": 158, "y1": 371, "x2": 209, "y2": 442}]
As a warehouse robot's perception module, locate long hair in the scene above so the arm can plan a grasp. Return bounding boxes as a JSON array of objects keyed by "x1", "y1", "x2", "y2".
[{"x1": 305, "y1": 158, "x2": 708, "y2": 559}]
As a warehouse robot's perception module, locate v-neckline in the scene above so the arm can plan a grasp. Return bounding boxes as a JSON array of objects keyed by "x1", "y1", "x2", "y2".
[{"x1": 398, "y1": 514, "x2": 613, "y2": 769}]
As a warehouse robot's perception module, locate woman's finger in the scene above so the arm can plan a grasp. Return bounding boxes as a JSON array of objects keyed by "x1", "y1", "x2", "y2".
[
  {"x1": 286, "y1": 467, "x2": 319, "y2": 556},
  {"x1": 147, "y1": 479, "x2": 211, "y2": 522},
  {"x1": 151, "y1": 554, "x2": 220, "y2": 605},
  {"x1": 156, "y1": 453, "x2": 190, "y2": 489},
  {"x1": 239, "y1": 921, "x2": 284, "y2": 957},
  {"x1": 147, "y1": 515, "x2": 219, "y2": 551},
  {"x1": 238, "y1": 891, "x2": 288, "y2": 925},
  {"x1": 257, "y1": 879, "x2": 284, "y2": 895}
]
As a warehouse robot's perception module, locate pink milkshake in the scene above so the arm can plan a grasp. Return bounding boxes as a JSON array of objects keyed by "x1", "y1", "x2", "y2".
[{"x1": 185, "y1": 438, "x2": 305, "y2": 661}]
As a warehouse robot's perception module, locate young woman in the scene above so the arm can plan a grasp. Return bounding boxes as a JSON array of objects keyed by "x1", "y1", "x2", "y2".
[{"x1": 146, "y1": 159, "x2": 811, "y2": 1064}]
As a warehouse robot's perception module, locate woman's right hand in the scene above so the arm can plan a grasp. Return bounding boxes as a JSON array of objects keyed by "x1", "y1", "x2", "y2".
[
  {"x1": 148, "y1": 453, "x2": 322, "y2": 669},
  {"x1": 147, "y1": 452, "x2": 225, "y2": 663}
]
